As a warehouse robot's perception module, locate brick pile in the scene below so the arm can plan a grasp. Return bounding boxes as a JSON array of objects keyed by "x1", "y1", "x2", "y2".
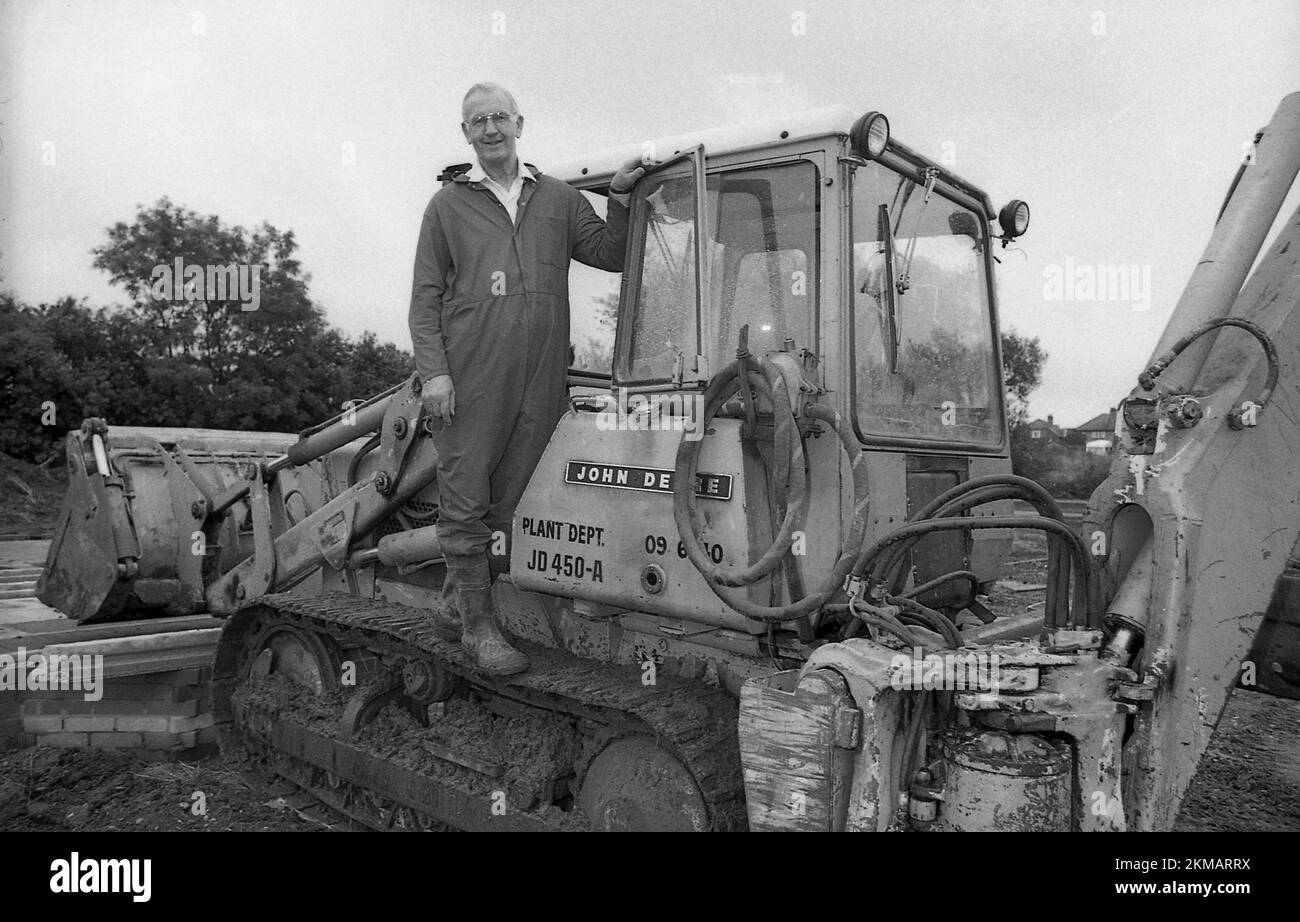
[{"x1": 2, "y1": 667, "x2": 216, "y2": 760}]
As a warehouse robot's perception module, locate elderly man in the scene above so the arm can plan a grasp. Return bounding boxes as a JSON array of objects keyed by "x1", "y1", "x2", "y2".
[{"x1": 409, "y1": 83, "x2": 649, "y2": 675}]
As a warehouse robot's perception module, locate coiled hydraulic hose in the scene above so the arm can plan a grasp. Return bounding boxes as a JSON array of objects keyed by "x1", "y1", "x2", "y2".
[
  {"x1": 675, "y1": 366, "x2": 1099, "y2": 630},
  {"x1": 673, "y1": 359, "x2": 871, "y2": 623},
  {"x1": 686, "y1": 359, "x2": 808, "y2": 587}
]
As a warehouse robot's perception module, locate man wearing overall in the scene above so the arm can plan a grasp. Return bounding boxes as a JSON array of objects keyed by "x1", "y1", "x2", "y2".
[{"x1": 409, "y1": 83, "x2": 649, "y2": 674}]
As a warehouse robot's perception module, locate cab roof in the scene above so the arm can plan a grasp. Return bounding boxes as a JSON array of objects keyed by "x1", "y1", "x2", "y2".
[
  {"x1": 539, "y1": 104, "x2": 996, "y2": 219},
  {"x1": 545, "y1": 105, "x2": 861, "y2": 186}
]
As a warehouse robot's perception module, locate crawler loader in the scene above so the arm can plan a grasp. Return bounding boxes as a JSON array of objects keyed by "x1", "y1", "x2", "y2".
[{"x1": 37, "y1": 95, "x2": 1300, "y2": 830}]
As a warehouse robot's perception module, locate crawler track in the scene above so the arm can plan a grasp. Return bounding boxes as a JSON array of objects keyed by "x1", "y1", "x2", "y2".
[{"x1": 213, "y1": 591, "x2": 746, "y2": 831}]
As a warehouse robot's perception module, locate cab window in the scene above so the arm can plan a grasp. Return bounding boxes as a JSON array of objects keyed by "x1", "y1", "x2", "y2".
[
  {"x1": 622, "y1": 160, "x2": 819, "y2": 383},
  {"x1": 850, "y1": 160, "x2": 1002, "y2": 446}
]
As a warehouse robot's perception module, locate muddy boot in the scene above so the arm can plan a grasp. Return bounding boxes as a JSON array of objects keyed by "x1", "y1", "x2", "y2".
[
  {"x1": 457, "y1": 582, "x2": 529, "y2": 676},
  {"x1": 425, "y1": 573, "x2": 462, "y2": 642}
]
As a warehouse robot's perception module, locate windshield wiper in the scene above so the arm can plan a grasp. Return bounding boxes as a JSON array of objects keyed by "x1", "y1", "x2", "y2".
[
  {"x1": 878, "y1": 203, "x2": 900, "y2": 374},
  {"x1": 896, "y1": 167, "x2": 939, "y2": 294}
]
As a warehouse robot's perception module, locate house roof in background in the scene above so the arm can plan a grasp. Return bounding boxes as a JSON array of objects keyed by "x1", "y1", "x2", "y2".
[
  {"x1": 1076, "y1": 409, "x2": 1118, "y2": 431},
  {"x1": 1025, "y1": 418, "x2": 1063, "y2": 436}
]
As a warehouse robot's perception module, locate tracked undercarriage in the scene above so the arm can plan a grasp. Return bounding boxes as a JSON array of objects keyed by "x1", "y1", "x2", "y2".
[{"x1": 213, "y1": 592, "x2": 747, "y2": 831}]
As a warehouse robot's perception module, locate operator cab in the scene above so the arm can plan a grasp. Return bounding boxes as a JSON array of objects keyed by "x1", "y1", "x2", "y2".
[
  {"x1": 529, "y1": 108, "x2": 1029, "y2": 623},
  {"x1": 554, "y1": 106, "x2": 1026, "y2": 455}
]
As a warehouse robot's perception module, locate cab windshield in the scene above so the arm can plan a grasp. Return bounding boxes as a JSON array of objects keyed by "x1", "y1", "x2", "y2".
[
  {"x1": 619, "y1": 159, "x2": 818, "y2": 384},
  {"x1": 850, "y1": 159, "x2": 1002, "y2": 447}
]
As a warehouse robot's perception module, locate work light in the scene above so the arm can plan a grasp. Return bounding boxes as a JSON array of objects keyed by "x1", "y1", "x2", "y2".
[
  {"x1": 851, "y1": 111, "x2": 890, "y2": 159},
  {"x1": 999, "y1": 199, "x2": 1031, "y2": 238}
]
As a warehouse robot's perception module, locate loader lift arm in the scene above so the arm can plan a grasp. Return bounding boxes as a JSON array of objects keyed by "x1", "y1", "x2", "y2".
[{"x1": 205, "y1": 376, "x2": 441, "y2": 613}]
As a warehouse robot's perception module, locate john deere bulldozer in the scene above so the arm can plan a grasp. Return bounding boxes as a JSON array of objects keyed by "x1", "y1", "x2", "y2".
[{"x1": 37, "y1": 94, "x2": 1300, "y2": 830}]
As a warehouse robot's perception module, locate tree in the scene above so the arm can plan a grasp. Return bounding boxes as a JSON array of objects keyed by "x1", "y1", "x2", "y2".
[
  {"x1": 0, "y1": 295, "x2": 79, "y2": 460},
  {"x1": 92, "y1": 197, "x2": 322, "y2": 379},
  {"x1": 89, "y1": 197, "x2": 392, "y2": 432},
  {"x1": 0, "y1": 198, "x2": 416, "y2": 461},
  {"x1": 1000, "y1": 329, "x2": 1047, "y2": 427},
  {"x1": 337, "y1": 331, "x2": 415, "y2": 405},
  {"x1": 573, "y1": 289, "x2": 620, "y2": 371}
]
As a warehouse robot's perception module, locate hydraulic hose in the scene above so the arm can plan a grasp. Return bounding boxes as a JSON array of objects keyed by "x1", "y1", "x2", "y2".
[
  {"x1": 902, "y1": 570, "x2": 979, "y2": 604},
  {"x1": 677, "y1": 358, "x2": 808, "y2": 588},
  {"x1": 673, "y1": 363, "x2": 871, "y2": 623},
  {"x1": 1139, "y1": 317, "x2": 1279, "y2": 426},
  {"x1": 834, "y1": 601, "x2": 927, "y2": 649},
  {"x1": 852, "y1": 515, "x2": 1098, "y2": 629},
  {"x1": 875, "y1": 479, "x2": 1070, "y2": 627},
  {"x1": 346, "y1": 432, "x2": 382, "y2": 488},
  {"x1": 909, "y1": 473, "x2": 1063, "y2": 524},
  {"x1": 674, "y1": 369, "x2": 1097, "y2": 630},
  {"x1": 894, "y1": 596, "x2": 964, "y2": 648}
]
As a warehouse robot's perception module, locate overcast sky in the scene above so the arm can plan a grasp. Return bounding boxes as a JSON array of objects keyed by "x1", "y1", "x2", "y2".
[{"x1": 2, "y1": 0, "x2": 1298, "y2": 427}]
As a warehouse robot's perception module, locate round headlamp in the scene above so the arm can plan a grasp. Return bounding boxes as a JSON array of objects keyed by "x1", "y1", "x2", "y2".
[
  {"x1": 851, "y1": 111, "x2": 890, "y2": 159},
  {"x1": 998, "y1": 199, "x2": 1030, "y2": 238}
]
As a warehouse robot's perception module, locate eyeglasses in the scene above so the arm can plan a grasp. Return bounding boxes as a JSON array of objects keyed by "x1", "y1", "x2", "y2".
[{"x1": 465, "y1": 112, "x2": 516, "y2": 134}]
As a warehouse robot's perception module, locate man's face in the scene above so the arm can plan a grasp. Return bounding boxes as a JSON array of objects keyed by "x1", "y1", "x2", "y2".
[{"x1": 462, "y1": 89, "x2": 522, "y2": 171}]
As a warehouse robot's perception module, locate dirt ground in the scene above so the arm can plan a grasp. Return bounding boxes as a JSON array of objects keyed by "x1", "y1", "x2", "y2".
[
  {"x1": 0, "y1": 746, "x2": 319, "y2": 832},
  {"x1": 983, "y1": 531, "x2": 1050, "y2": 619},
  {"x1": 1176, "y1": 688, "x2": 1300, "y2": 831},
  {"x1": 0, "y1": 452, "x2": 66, "y2": 538}
]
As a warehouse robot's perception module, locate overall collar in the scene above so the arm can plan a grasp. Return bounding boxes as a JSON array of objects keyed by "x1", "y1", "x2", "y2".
[{"x1": 466, "y1": 159, "x2": 540, "y2": 188}]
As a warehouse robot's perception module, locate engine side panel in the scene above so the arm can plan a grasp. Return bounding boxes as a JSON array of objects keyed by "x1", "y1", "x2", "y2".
[{"x1": 512, "y1": 411, "x2": 811, "y2": 634}]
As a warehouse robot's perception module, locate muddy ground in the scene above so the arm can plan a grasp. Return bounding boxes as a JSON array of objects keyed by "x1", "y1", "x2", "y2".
[
  {"x1": 0, "y1": 746, "x2": 319, "y2": 832},
  {"x1": 984, "y1": 531, "x2": 1050, "y2": 620},
  {"x1": 1176, "y1": 687, "x2": 1300, "y2": 831}
]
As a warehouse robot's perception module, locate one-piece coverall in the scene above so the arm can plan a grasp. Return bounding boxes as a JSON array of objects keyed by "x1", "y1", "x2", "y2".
[{"x1": 408, "y1": 166, "x2": 629, "y2": 565}]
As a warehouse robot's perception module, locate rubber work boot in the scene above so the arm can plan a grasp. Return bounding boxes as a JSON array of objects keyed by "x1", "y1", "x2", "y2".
[
  {"x1": 445, "y1": 553, "x2": 528, "y2": 675},
  {"x1": 456, "y1": 581, "x2": 529, "y2": 676},
  {"x1": 425, "y1": 575, "x2": 462, "y2": 642}
]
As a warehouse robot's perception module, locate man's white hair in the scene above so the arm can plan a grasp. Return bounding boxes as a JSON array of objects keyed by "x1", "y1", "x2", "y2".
[{"x1": 462, "y1": 83, "x2": 519, "y2": 120}]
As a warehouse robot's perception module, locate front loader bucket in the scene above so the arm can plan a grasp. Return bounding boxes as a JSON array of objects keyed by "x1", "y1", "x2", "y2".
[{"x1": 36, "y1": 421, "x2": 297, "y2": 623}]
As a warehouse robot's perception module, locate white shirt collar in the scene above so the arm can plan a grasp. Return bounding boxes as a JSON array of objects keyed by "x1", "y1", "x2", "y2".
[{"x1": 466, "y1": 159, "x2": 538, "y2": 187}]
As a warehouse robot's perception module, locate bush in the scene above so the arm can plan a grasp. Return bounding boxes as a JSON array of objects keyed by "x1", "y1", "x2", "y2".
[{"x1": 0, "y1": 294, "x2": 412, "y2": 462}]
